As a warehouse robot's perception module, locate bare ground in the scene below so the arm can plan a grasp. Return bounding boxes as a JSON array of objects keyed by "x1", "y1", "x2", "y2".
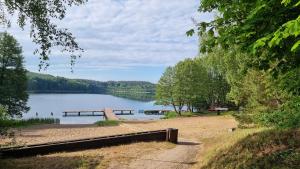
[
  {"x1": 0, "y1": 116, "x2": 237, "y2": 169},
  {"x1": 124, "y1": 139, "x2": 201, "y2": 169}
]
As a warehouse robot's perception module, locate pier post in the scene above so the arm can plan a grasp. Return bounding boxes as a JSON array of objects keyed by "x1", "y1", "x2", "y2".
[{"x1": 166, "y1": 128, "x2": 178, "y2": 144}]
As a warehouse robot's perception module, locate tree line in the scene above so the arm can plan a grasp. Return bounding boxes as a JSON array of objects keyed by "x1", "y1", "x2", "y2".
[{"x1": 27, "y1": 72, "x2": 156, "y2": 95}]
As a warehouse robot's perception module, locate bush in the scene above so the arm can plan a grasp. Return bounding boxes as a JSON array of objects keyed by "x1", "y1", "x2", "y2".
[
  {"x1": 258, "y1": 96, "x2": 300, "y2": 129},
  {"x1": 162, "y1": 111, "x2": 178, "y2": 119},
  {"x1": 0, "y1": 105, "x2": 9, "y2": 136},
  {"x1": 94, "y1": 120, "x2": 120, "y2": 126}
]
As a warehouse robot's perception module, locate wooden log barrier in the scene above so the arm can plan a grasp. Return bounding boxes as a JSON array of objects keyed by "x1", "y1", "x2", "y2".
[{"x1": 0, "y1": 128, "x2": 178, "y2": 158}]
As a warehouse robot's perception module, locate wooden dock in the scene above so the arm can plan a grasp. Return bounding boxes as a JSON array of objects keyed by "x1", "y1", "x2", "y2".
[
  {"x1": 63, "y1": 110, "x2": 105, "y2": 117},
  {"x1": 63, "y1": 108, "x2": 135, "y2": 121},
  {"x1": 113, "y1": 109, "x2": 134, "y2": 115},
  {"x1": 104, "y1": 108, "x2": 119, "y2": 120},
  {"x1": 144, "y1": 110, "x2": 171, "y2": 115}
]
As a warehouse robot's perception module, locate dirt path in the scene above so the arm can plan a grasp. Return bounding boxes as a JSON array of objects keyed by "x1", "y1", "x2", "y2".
[
  {"x1": 126, "y1": 140, "x2": 200, "y2": 169},
  {"x1": 110, "y1": 122, "x2": 202, "y2": 169}
]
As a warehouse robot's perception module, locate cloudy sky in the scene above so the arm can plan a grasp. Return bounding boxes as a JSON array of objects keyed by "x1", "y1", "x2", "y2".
[{"x1": 2, "y1": 0, "x2": 213, "y2": 83}]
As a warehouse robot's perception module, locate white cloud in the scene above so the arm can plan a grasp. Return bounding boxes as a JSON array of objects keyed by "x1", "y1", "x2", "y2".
[{"x1": 1, "y1": 0, "x2": 213, "y2": 79}]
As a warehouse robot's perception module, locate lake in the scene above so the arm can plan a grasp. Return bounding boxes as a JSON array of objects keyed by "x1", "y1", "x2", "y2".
[{"x1": 23, "y1": 94, "x2": 172, "y2": 124}]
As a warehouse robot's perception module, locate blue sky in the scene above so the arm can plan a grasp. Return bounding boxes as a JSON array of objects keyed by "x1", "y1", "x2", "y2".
[{"x1": 2, "y1": 0, "x2": 213, "y2": 83}]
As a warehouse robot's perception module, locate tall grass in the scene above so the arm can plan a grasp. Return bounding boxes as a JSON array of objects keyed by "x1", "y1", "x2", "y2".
[{"x1": 0, "y1": 118, "x2": 60, "y2": 128}]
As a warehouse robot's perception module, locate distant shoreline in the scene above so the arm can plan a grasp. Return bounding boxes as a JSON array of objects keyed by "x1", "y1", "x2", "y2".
[
  {"x1": 27, "y1": 91, "x2": 154, "y2": 94},
  {"x1": 27, "y1": 91, "x2": 156, "y2": 102}
]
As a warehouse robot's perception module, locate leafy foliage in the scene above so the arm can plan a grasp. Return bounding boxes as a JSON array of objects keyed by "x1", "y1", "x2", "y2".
[
  {"x1": 0, "y1": 0, "x2": 86, "y2": 68},
  {"x1": 0, "y1": 105, "x2": 9, "y2": 136},
  {"x1": 258, "y1": 96, "x2": 300, "y2": 129},
  {"x1": 193, "y1": 0, "x2": 300, "y2": 76},
  {"x1": 0, "y1": 32, "x2": 28, "y2": 117},
  {"x1": 187, "y1": 0, "x2": 300, "y2": 128}
]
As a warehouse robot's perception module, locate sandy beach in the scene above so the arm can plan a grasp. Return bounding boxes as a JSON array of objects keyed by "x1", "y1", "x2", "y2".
[{"x1": 0, "y1": 116, "x2": 237, "y2": 169}]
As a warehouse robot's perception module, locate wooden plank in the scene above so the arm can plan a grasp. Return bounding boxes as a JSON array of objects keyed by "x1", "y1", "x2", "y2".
[
  {"x1": 62, "y1": 110, "x2": 105, "y2": 117},
  {"x1": 104, "y1": 108, "x2": 119, "y2": 121},
  {"x1": 113, "y1": 109, "x2": 134, "y2": 112},
  {"x1": 63, "y1": 110, "x2": 105, "y2": 113}
]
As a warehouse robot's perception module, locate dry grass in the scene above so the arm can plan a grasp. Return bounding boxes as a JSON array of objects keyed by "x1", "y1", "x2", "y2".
[
  {"x1": 0, "y1": 142, "x2": 175, "y2": 169},
  {"x1": 198, "y1": 129, "x2": 300, "y2": 169},
  {"x1": 193, "y1": 127, "x2": 266, "y2": 169}
]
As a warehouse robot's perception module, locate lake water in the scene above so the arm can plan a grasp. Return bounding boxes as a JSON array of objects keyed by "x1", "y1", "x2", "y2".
[{"x1": 23, "y1": 94, "x2": 172, "y2": 124}]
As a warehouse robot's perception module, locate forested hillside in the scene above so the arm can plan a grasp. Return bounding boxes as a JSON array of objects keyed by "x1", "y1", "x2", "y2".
[{"x1": 27, "y1": 72, "x2": 156, "y2": 97}]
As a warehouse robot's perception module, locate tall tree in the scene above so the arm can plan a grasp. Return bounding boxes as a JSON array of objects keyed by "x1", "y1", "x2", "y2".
[
  {"x1": 201, "y1": 53, "x2": 230, "y2": 108},
  {"x1": 0, "y1": 32, "x2": 28, "y2": 117},
  {"x1": 0, "y1": 0, "x2": 86, "y2": 68},
  {"x1": 191, "y1": 0, "x2": 300, "y2": 80},
  {"x1": 174, "y1": 58, "x2": 209, "y2": 112},
  {"x1": 156, "y1": 67, "x2": 180, "y2": 113}
]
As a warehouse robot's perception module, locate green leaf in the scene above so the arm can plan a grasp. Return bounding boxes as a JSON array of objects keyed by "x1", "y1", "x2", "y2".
[
  {"x1": 186, "y1": 29, "x2": 195, "y2": 37},
  {"x1": 291, "y1": 40, "x2": 300, "y2": 52}
]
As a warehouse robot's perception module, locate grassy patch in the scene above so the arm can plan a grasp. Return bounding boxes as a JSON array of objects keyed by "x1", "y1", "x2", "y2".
[
  {"x1": 162, "y1": 111, "x2": 224, "y2": 119},
  {"x1": 0, "y1": 118, "x2": 60, "y2": 128},
  {"x1": 198, "y1": 128, "x2": 300, "y2": 169},
  {"x1": 95, "y1": 120, "x2": 120, "y2": 126},
  {"x1": 162, "y1": 111, "x2": 178, "y2": 119}
]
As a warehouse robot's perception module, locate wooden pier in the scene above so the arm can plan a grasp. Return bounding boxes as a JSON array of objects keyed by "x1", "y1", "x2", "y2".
[
  {"x1": 144, "y1": 110, "x2": 171, "y2": 115},
  {"x1": 104, "y1": 108, "x2": 118, "y2": 120},
  {"x1": 63, "y1": 110, "x2": 105, "y2": 117},
  {"x1": 113, "y1": 109, "x2": 134, "y2": 115},
  {"x1": 63, "y1": 108, "x2": 134, "y2": 121}
]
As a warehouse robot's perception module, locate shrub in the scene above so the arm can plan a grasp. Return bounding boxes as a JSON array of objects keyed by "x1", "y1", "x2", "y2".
[
  {"x1": 162, "y1": 111, "x2": 178, "y2": 119},
  {"x1": 0, "y1": 105, "x2": 9, "y2": 136},
  {"x1": 258, "y1": 96, "x2": 300, "y2": 129},
  {"x1": 94, "y1": 120, "x2": 120, "y2": 126}
]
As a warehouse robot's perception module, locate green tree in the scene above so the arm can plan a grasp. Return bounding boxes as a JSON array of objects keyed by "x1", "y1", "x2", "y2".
[
  {"x1": 190, "y1": 0, "x2": 300, "y2": 85},
  {"x1": 201, "y1": 52, "x2": 230, "y2": 108},
  {"x1": 0, "y1": 32, "x2": 28, "y2": 117},
  {"x1": 156, "y1": 67, "x2": 181, "y2": 113},
  {"x1": 0, "y1": 0, "x2": 86, "y2": 68},
  {"x1": 174, "y1": 58, "x2": 209, "y2": 112}
]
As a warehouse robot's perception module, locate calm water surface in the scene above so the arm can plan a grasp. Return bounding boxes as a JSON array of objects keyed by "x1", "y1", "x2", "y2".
[{"x1": 23, "y1": 94, "x2": 171, "y2": 124}]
